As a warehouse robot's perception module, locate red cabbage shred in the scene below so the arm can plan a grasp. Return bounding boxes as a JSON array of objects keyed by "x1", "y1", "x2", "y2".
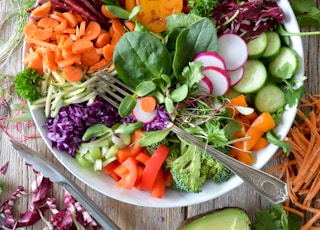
[
  {"x1": 213, "y1": 0, "x2": 286, "y2": 41},
  {"x1": 46, "y1": 97, "x2": 121, "y2": 157}
]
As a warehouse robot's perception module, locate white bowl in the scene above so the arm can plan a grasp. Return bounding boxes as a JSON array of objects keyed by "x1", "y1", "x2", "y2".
[{"x1": 30, "y1": 0, "x2": 304, "y2": 208}]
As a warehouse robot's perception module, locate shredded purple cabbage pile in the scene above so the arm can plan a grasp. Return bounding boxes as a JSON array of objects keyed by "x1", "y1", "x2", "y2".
[
  {"x1": 0, "y1": 170, "x2": 101, "y2": 229},
  {"x1": 46, "y1": 97, "x2": 121, "y2": 157},
  {"x1": 213, "y1": 0, "x2": 286, "y2": 41}
]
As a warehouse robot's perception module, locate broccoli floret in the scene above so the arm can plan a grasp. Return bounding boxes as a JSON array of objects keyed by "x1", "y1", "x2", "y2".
[
  {"x1": 168, "y1": 140, "x2": 206, "y2": 193},
  {"x1": 201, "y1": 152, "x2": 233, "y2": 184}
]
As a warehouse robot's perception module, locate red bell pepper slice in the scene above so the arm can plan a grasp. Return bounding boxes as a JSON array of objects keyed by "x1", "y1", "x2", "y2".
[
  {"x1": 141, "y1": 144, "x2": 169, "y2": 191},
  {"x1": 115, "y1": 157, "x2": 138, "y2": 190},
  {"x1": 151, "y1": 169, "x2": 165, "y2": 198}
]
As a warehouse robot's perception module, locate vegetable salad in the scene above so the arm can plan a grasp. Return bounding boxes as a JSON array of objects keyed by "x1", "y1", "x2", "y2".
[{"x1": 14, "y1": 0, "x2": 304, "y2": 198}]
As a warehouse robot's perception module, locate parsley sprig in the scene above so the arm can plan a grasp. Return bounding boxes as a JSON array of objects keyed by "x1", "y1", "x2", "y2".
[
  {"x1": 13, "y1": 67, "x2": 43, "y2": 101},
  {"x1": 253, "y1": 204, "x2": 301, "y2": 230}
]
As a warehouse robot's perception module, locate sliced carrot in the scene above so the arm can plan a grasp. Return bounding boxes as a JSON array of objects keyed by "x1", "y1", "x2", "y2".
[
  {"x1": 38, "y1": 17, "x2": 59, "y2": 28},
  {"x1": 95, "y1": 32, "x2": 111, "y2": 48},
  {"x1": 242, "y1": 127, "x2": 263, "y2": 151},
  {"x1": 102, "y1": 44, "x2": 114, "y2": 63},
  {"x1": 229, "y1": 94, "x2": 248, "y2": 107},
  {"x1": 24, "y1": 51, "x2": 43, "y2": 73},
  {"x1": 63, "y1": 28, "x2": 77, "y2": 34},
  {"x1": 25, "y1": 37, "x2": 57, "y2": 50},
  {"x1": 110, "y1": 32, "x2": 123, "y2": 46},
  {"x1": 81, "y1": 48, "x2": 102, "y2": 66},
  {"x1": 124, "y1": 21, "x2": 135, "y2": 31},
  {"x1": 54, "y1": 48, "x2": 63, "y2": 62},
  {"x1": 62, "y1": 11, "x2": 79, "y2": 28},
  {"x1": 63, "y1": 65, "x2": 83, "y2": 82},
  {"x1": 87, "y1": 58, "x2": 108, "y2": 73},
  {"x1": 246, "y1": 111, "x2": 258, "y2": 122},
  {"x1": 110, "y1": 18, "x2": 126, "y2": 35},
  {"x1": 231, "y1": 142, "x2": 254, "y2": 165},
  {"x1": 60, "y1": 36, "x2": 73, "y2": 50},
  {"x1": 61, "y1": 47, "x2": 75, "y2": 59},
  {"x1": 141, "y1": 96, "x2": 157, "y2": 112},
  {"x1": 251, "y1": 112, "x2": 276, "y2": 133},
  {"x1": 78, "y1": 20, "x2": 86, "y2": 38},
  {"x1": 250, "y1": 137, "x2": 268, "y2": 151},
  {"x1": 23, "y1": 22, "x2": 39, "y2": 37},
  {"x1": 83, "y1": 21, "x2": 101, "y2": 40},
  {"x1": 72, "y1": 38, "x2": 94, "y2": 54},
  {"x1": 57, "y1": 54, "x2": 80, "y2": 67},
  {"x1": 50, "y1": 12, "x2": 65, "y2": 23},
  {"x1": 31, "y1": 1, "x2": 51, "y2": 18},
  {"x1": 101, "y1": 4, "x2": 118, "y2": 19},
  {"x1": 43, "y1": 50, "x2": 58, "y2": 71},
  {"x1": 31, "y1": 28, "x2": 53, "y2": 41},
  {"x1": 74, "y1": 13, "x2": 85, "y2": 24},
  {"x1": 54, "y1": 20, "x2": 68, "y2": 32}
]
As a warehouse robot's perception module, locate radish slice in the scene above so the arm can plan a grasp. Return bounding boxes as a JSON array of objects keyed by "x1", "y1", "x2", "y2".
[
  {"x1": 194, "y1": 52, "x2": 226, "y2": 70},
  {"x1": 198, "y1": 76, "x2": 214, "y2": 94},
  {"x1": 132, "y1": 98, "x2": 157, "y2": 123},
  {"x1": 228, "y1": 66, "x2": 244, "y2": 87},
  {"x1": 217, "y1": 33, "x2": 248, "y2": 71},
  {"x1": 202, "y1": 66, "x2": 231, "y2": 96}
]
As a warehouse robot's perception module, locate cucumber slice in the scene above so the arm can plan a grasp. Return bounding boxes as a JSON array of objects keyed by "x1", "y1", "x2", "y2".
[
  {"x1": 261, "y1": 31, "x2": 281, "y2": 60},
  {"x1": 268, "y1": 46, "x2": 299, "y2": 80},
  {"x1": 247, "y1": 32, "x2": 267, "y2": 59},
  {"x1": 233, "y1": 60, "x2": 267, "y2": 93},
  {"x1": 254, "y1": 84, "x2": 286, "y2": 113}
]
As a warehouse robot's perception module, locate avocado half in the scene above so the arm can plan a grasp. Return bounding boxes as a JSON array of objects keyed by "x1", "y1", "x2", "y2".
[{"x1": 178, "y1": 208, "x2": 251, "y2": 230}]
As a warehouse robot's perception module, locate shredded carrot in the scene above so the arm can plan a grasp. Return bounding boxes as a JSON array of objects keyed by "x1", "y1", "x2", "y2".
[{"x1": 267, "y1": 94, "x2": 320, "y2": 229}]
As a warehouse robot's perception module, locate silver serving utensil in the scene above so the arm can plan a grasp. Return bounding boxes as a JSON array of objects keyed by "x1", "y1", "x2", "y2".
[
  {"x1": 90, "y1": 72, "x2": 289, "y2": 204},
  {"x1": 10, "y1": 139, "x2": 120, "y2": 230}
]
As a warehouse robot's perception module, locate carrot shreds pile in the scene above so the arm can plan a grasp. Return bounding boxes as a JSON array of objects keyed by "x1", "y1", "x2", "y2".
[
  {"x1": 24, "y1": 1, "x2": 131, "y2": 82},
  {"x1": 267, "y1": 94, "x2": 320, "y2": 229}
]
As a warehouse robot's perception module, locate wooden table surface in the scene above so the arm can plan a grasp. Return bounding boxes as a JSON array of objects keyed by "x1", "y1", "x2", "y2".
[{"x1": 0, "y1": 0, "x2": 319, "y2": 229}]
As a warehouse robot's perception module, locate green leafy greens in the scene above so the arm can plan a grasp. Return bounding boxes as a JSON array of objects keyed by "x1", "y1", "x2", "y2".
[
  {"x1": 290, "y1": 0, "x2": 320, "y2": 27},
  {"x1": 253, "y1": 204, "x2": 301, "y2": 230},
  {"x1": 13, "y1": 67, "x2": 43, "y2": 101}
]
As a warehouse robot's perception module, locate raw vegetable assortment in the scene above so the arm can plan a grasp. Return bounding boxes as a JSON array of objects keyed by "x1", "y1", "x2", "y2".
[{"x1": 14, "y1": 0, "x2": 304, "y2": 198}]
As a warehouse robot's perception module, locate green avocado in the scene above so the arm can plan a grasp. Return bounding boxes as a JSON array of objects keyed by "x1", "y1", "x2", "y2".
[{"x1": 178, "y1": 208, "x2": 251, "y2": 230}]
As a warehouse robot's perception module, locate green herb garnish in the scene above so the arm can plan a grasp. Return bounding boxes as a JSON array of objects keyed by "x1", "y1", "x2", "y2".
[{"x1": 13, "y1": 67, "x2": 43, "y2": 101}]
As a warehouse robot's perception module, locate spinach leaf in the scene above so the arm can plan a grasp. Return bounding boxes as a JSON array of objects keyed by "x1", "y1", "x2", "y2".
[
  {"x1": 113, "y1": 31, "x2": 172, "y2": 89},
  {"x1": 173, "y1": 18, "x2": 218, "y2": 77}
]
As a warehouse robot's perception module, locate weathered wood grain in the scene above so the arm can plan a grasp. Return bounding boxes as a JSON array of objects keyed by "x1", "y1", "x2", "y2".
[{"x1": 0, "y1": 1, "x2": 319, "y2": 229}]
